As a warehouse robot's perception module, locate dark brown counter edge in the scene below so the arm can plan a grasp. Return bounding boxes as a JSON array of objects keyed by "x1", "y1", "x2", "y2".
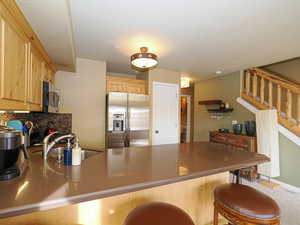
[{"x1": 0, "y1": 154, "x2": 269, "y2": 218}]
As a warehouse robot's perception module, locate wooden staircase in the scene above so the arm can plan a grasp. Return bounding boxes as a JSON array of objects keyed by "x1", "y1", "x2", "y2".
[{"x1": 241, "y1": 67, "x2": 300, "y2": 137}]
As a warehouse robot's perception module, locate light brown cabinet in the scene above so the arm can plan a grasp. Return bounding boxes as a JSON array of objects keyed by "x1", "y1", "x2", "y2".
[
  {"x1": 27, "y1": 46, "x2": 43, "y2": 111},
  {"x1": 106, "y1": 76, "x2": 147, "y2": 94},
  {"x1": 0, "y1": 11, "x2": 29, "y2": 110},
  {"x1": 0, "y1": 1, "x2": 56, "y2": 111}
]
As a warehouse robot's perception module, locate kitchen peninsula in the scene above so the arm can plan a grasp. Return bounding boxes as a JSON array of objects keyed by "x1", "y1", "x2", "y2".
[{"x1": 0, "y1": 142, "x2": 268, "y2": 225}]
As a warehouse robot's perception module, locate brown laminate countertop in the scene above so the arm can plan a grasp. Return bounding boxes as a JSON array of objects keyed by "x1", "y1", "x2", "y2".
[{"x1": 0, "y1": 142, "x2": 269, "y2": 218}]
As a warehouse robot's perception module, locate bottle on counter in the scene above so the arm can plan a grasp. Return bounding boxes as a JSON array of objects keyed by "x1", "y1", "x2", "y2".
[
  {"x1": 64, "y1": 139, "x2": 72, "y2": 166},
  {"x1": 72, "y1": 142, "x2": 82, "y2": 166}
]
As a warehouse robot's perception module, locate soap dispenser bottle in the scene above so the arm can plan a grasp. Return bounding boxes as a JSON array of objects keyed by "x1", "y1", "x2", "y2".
[
  {"x1": 72, "y1": 142, "x2": 82, "y2": 166},
  {"x1": 64, "y1": 139, "x2": 72, "y2": 166}
]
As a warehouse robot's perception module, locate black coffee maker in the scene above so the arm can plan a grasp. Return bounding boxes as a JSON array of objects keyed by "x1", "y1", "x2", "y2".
[{"x1": 0, "y1": 126, "x2": 28, "y2": 181}]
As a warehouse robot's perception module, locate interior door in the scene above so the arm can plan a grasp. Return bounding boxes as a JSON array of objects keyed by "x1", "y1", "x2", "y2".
[
  {"x1": 152, "y1": 82, "x2": 179, "y2": 145},
  {"x1": 128, "y1": 94, "x2": 149, "y2": 146}
]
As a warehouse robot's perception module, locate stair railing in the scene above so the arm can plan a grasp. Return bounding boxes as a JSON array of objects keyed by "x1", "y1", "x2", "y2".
[{"x1": 241, "y1": 67, "x2": 300, "y2": 136}]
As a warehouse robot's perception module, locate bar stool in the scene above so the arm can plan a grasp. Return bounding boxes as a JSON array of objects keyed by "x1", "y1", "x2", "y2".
[
  {"x1": 123, "y1": 202, "x2": 195, "y2": 225},
  {"x1": 213, "y1": 184, "x2": 280, "y2": 225}
]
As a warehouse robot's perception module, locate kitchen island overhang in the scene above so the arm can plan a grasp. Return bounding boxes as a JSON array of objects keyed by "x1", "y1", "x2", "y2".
[{"x1": 0, "y1": 142, "x2": 269, "y2": 223}]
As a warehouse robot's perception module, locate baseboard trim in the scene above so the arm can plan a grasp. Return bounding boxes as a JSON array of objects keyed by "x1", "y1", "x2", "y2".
[{"x1": 260, "y1": 175, "x2": 300, "y2": 193}]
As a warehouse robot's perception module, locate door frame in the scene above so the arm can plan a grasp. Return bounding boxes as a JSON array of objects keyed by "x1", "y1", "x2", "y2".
[
  {"x1": 152, "y1": 81, "x2": 180, "y2": 145},
  {"x1": 181, "y1": 94, "x2": 191, "y2": 143}
]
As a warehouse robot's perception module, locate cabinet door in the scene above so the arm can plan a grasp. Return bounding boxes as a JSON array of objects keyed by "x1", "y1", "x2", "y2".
[
  {"x1": 0, "y1": 17, "x2": 29, "y2": 110},
  {"x1": 48, "y1": 69, "x2": 55, "y2": 84},
  {"x1": 28, "y1": 46, "x2": 43, "y2": 111}
]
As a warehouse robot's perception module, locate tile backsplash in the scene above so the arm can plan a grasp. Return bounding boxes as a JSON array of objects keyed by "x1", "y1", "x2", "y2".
[{"x1": 0, "y1": 112, "x2": 72, "y2": 145}]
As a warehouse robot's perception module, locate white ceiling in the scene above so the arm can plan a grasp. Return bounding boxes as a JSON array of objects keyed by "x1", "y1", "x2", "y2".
[
  {"x1": 19, "y1": 0, "x2": 300, "y2": 80},
  {"x1": 16, "y1": 0, "x2": 76, "y2": 71}
]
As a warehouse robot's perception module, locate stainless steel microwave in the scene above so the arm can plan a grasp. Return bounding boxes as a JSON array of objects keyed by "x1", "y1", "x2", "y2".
[{"x1": 43, "y1": 82, "x2": 61, "y2": 113}]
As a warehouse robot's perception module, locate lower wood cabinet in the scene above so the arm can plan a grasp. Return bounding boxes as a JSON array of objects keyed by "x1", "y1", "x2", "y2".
[{"x1": 209, "y1": 131, "x2": 258, "y2": 181}]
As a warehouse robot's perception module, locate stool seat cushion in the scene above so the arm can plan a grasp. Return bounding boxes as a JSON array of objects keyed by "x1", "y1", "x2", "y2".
[
  {"x1": 214, "y1": 184, "x2": 280, "y2": 220},
  {"x1": 123, "y1": 202, "x2": 195, "y2": 225}
]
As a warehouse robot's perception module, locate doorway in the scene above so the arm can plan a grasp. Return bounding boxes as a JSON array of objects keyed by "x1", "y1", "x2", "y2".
[
  {"x1": 180, "y1": 95, "x2": 191, "y2": 143},
  {"x1": 152, "y1": 82, "x2": 179, "y2": 145}
]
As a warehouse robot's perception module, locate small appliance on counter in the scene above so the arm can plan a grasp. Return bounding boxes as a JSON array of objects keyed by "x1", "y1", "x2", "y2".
[
  {"x1": 0, "y1": 126, "x2": 29, "y2": 181},
  {"x1": 233, "y1": 124, "x2": 243, "y2": 135},
  {"x1": 245, "y1": 120, "x2": 256, "y2": 136}
]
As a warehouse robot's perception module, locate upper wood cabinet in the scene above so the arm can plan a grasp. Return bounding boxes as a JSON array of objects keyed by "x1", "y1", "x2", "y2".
[
  {"x1": 0, "y1": 11, "x2": 29, "y2": 110},
  {"x1": 107, "y1": 76, "x2": 147, "y2": 94},
  {"x1": 0, "y1": 1, "x2": 56, "y2": 111},
  {"x1": 27, "y1": 45, "x2": 43, "y2": 111}
]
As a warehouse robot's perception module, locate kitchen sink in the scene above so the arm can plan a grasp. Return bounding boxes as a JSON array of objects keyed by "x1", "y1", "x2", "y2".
[{"x1": 31, "y1": 148, "x2": 103, "y2": 160}]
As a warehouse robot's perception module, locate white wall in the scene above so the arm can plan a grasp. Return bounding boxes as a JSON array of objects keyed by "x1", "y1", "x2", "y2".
[{"x1": 55, "y1": 58, "x2": 106, "y2": 149}]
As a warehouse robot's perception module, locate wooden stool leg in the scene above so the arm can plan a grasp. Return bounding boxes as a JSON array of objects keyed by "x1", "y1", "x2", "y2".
[{"x1": 213, "y1": 204, "x2": 218, "y2": 225}]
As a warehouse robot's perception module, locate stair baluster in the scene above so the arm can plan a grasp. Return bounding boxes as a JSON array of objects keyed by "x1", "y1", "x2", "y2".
[
  {"x1": 269, "y1": 81, "x2": 273, "y2": 108},
  {"x1": 260, "y1": 77, "x2": 265, "y2": 104},
  {"x1": 241, "y1": 67, "x2": 300, "y2": 137},
  {"x1": 277, "y1": 85, "x2": 281, "y2": 114}
]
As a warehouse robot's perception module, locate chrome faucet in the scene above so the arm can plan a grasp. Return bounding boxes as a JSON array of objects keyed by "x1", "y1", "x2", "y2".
[{"x1": 43, "y1": 132, "x2": 78, "y2": 160}]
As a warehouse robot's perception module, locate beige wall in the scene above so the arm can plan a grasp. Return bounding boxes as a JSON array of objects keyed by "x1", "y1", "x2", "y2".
[
  {"x1": 263, "y1": 58, "x2": 300, "y2": 85},
  {"x1": 194, "y1": 72, "x2": 255, "y2": 141},
  {"x1": 148, "y1": 68, "x2": 181, "y2": 144},
  {"x1": 56, "y1": 58, "x2": 106, "y2": 149}
]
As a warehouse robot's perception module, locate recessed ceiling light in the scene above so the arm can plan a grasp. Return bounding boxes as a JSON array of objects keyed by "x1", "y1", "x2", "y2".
[{"x1": 216, "y1": 70, "x2": 223, "y2": 75}]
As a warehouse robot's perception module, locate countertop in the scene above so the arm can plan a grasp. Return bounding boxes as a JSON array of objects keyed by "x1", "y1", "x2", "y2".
[{"x1": 0, "y1": 142, "x2": 269, "y2": 218}]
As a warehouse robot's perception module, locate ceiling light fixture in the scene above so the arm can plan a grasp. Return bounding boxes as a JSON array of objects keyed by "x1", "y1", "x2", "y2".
[
  {"x1": 181, "y1": 77, "x2": 190, "y2": 88},
  {"x1": 131, "y1": 47, "x2": 158, "y2": 70}
]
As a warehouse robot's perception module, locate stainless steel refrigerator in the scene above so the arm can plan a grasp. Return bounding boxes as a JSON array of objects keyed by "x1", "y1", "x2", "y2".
[{"x1": 106, "y1": 92, "x2": 149, "y2": 148}]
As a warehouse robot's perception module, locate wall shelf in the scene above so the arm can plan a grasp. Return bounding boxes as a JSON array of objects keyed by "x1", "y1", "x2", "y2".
[
  {"x1": 198, "y1": 100, "x2": 223, "y2": 105},
  {"x1": 207, "y1": 108, "x2": 234, "y2": 113},
  {"x1": 199, "y1": 99, "x2": 234, "y2": 114}
]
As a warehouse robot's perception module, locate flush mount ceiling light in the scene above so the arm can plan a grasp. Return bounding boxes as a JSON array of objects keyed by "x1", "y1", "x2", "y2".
[
  {"x1": 131, "y1": 47, "x2": 158, "y2": 70},
  {"x1": 216, "y1": 70, "x2": 223, "y2": 75},
  {"x1": 181, "y1": 77, "x2": 190, "y2": 88}
]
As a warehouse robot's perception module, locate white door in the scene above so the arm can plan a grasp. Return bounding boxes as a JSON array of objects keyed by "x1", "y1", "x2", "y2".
[{"x1": 152, "y1": 82, "x2": 179, "y2": 145}]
